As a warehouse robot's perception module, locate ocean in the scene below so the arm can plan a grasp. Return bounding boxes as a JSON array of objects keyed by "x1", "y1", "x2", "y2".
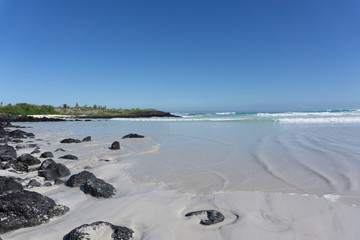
[{"x1": 4, "y1": 109, "x2": 360, "y2": 239}]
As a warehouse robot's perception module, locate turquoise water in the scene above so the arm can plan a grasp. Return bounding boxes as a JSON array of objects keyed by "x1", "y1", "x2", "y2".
[{"x1": 26, "y1": 109, "x2": 360, "y2": 206}]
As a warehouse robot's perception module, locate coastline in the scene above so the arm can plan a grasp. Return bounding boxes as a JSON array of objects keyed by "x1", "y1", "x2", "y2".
[{"x1": 0, "y1": 110, "x2": 179, "y2": 123}]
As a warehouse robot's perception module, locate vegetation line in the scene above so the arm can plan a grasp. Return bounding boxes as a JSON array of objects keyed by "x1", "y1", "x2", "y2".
[{"x1": 0, "y1": 103, "x2": 159, "y2": 116}]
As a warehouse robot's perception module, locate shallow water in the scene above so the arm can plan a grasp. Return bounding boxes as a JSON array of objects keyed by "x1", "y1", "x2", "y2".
[{"x1": 25, "y1": 112, "x2": 360, "y2": 206}]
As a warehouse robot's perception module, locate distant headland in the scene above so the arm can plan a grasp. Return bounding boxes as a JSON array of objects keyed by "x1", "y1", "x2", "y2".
[{"x1": 0, "y1": 103, "x2": 178, "y2": 122}]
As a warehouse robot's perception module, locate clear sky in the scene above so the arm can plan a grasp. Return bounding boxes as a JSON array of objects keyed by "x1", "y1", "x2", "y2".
[{"x1": 1, "y1": 0, "x2": 359, "y2": 112}]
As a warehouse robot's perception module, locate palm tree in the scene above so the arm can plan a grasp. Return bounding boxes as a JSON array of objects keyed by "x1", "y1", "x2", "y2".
[{"x1": 63, "y1": 104, "x2": 68, "y2": 113}]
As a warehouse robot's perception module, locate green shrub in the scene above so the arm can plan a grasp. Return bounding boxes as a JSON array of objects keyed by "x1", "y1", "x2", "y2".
[{"x1": 0, "y1": 103, "x2": 56, "y2": 115}]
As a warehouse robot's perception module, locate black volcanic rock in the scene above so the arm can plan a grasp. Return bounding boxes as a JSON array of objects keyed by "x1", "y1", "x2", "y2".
[
  {"x1": 46, "y1": 163, "x2": 71, "y2": 178},
  {"x1": 82, "y1": 136, "x2": 91, "y2": 142},
  {"x1": 4, "y1": 160, "x2": 28, "y2": 172},
  {"x1": 38, "y1": 169, "x2": 58, "y2": 181},
  {"x1": 0, "y1": 190, "x2": 69, "y2": 234},
  {"x1": 0, "y1": 113, "x2": 66, "y2": 122},
  {"x1": 0, "y1": 176, "x2": 23, "y2": 193},
  {"x1": 31, "y1": 149, "x2": 41, "y2": 154},
  {"x1": 27, "y1": 179, "x2": 42, "y2": 188},
  {"x1": 39, "y1": 163, "x2": 70, "y2": 181},
  {"x1": 185, "y1": 210, "x2": 225, "y2": 226},
  {"x1": 0, "y1": 126, "x2": 7, "y2": 137},
  {"x1": 63, "y1": 221, "x2": 134, "y2": 240},
  {"x1": 60, "y1": 138, "x2": 81, "y2": 143},
  {"x1": 0, "y1": 144, "x2": 17, "y2": 159},
  {"x1": 15, "y1": 143, "x2": 38, "y2": 149},
  {"x1": 17, "y1": 153, "x2": 41, "y2": 166},
  {"x1": 40, "y1": 151, "x2": 54, "y2": 158},
  {"x1": 83, "y1": 178, "x2": 115, "y2": 198},
  {"x1": 0, "y1": 153, "x2": 16, "y2": 162},
  {"x1": 122, "y1": 133, "x2": 144, "y2": 139},
  {"x1": 59, "y1": 154, "x2": 78, "y2": 160},
  {"x1": 66, "y1": 171, "x2": 97, "y2": 187},
  {"x1": 55, "y1": 148, "x2": 66, "y2": 152},
  {"x1": 39, "y1": 159, "x2": 56, "y2": 170},
  {"x1": 8, "y1": 129, "x2": 35, "y2": 138},
  {"x1": 109, "y1": 141, "x2": 120, "y2": 150}
]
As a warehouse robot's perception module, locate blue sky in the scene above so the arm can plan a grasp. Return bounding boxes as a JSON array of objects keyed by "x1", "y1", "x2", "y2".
[{"x1": 1, "y1": 0, "x2": 359, "y2": 112}]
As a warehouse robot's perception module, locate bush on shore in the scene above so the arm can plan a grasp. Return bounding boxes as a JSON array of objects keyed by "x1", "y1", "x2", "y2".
[{"x1": 0, "y1": 103, "x2": 56, "y2": 115}]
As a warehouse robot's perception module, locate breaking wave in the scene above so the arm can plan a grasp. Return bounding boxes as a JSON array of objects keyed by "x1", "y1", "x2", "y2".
[{"x1": 111, "y1": 109, "x2": 360, "y2": 124}]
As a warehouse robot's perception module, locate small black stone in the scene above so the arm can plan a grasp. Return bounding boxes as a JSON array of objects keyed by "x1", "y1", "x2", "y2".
[
  {"x1": 109, "y1": 141, "x2": 120, "y2": 150},
  {"x1": 185, "y1": 210, "x2": 225, "y2": 226},
  {"x1": 82, "y1": 136, "x2": 91, "y2": 142},
  {"x1": 60, "y1": 138, "x2": 81, "y2": 144},
  {"x1": 122, "y1": 133, "x2": 144, "y2": 139},
  {"x1": 63, "y1": 221, "x2": 133, "y2": 240},
  {"x1": 59, "y1": 154, "x2": 78, "y2": 160},
  {"x1": 40, "y1": 151, "x2": 54, "y2": 158}
]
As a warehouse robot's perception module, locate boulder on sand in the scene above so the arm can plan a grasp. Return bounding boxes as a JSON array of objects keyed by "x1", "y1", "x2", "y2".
[
  {"x1": 17, "y1": 153, "x2": 41, "y2": 166},
  {"x1": 59, "y1": 154, "x2": 78, "y2": 160},
  {"x1": 63, "y1": 221, "x2": 134, "y2": 240},
  {"x1": 83, "y1": 178, "x2": 115, "y2": 198},
  {"x1": 109, "y1": 141, "x2": 120, "y2": 150},
  {"x1": 39, "y1": 151, "x2": 54, "y2": 158},
  {"x1": 0, "y1": 190, "x2": 69, "y2": 234},
  {"x1": 122, "y1": 133, "x2": 144, "y2": 139},
  {"x1": 82, "y1": 136, "x2": 91, "y2": 142},
  {"x1": 66, "y1": 171, "x2": 96, "y2": 187},
  {"x1": 185, "y1": 210, "x2": 225, "y2": 226},
  {"x1": 8, "y1": 129, "x2": 35, "y2": 138},
  {"x1": 0, "y1": 144, "x2": 17, "y2": 159},
  {"x1": 60, "y1": 138, "x2": 81, "y2": 144}
]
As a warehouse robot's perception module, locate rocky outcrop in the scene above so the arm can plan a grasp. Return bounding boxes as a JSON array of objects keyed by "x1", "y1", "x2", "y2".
[
  {"x1": 83, "y1": 178, "x2": 115, "y2": 198},
  {"x1": 66, "y1": 171, "x2": 96, "y2": 187},
  {"x1": 185, "y1": 210, "x2": 225, "y2": 226},
  {"x1": 59, "y1": 154, "x2": 78, "y2": 160},
  {"x1": 63, "y1": 221, "x2": 134, "y2": 240},
  {"x1": 39, "y1": 151, "x2": 54, "y2": 158},
  {"x1": 109, "y1": 141, "x2": 120, "y2": 150},
  {"x1": 0, "y1": 190, "x2": 69, "y2": 234},
  {"x1": 0, "y1": 113, "x2": 66, "y2": 122},
  {"x1": 60, "y1": 138, "x2": 81, "y2": 144},
  {"x1": 122, "y1": 133, "x2": 144, "y2": 139},
  {"x1": 55, "y1": 148, "x2": 65, "y2": 152}
]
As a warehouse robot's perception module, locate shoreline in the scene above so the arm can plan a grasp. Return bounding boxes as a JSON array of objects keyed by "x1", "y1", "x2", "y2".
[
  {"x1": 0, "y1": 111, "x2": 180, "y2": 123},
  {"x1": 1, "y1": 120, "x2": 360, "y2": 239}
]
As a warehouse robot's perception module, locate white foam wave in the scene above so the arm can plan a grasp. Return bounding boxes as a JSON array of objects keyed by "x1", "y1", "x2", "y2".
[
  {"x1": 277, "y1": 117, "x2": 360, "y2": 123},
  {"x1": 216, "y1": 112, "x2": 236, "y2": 115},
  {"x1": 258, "y1": 110, "x2": 360, "y2": 118},
  {"x1": 111, "y1": 117, "x2": 247, "y2": 122}
]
